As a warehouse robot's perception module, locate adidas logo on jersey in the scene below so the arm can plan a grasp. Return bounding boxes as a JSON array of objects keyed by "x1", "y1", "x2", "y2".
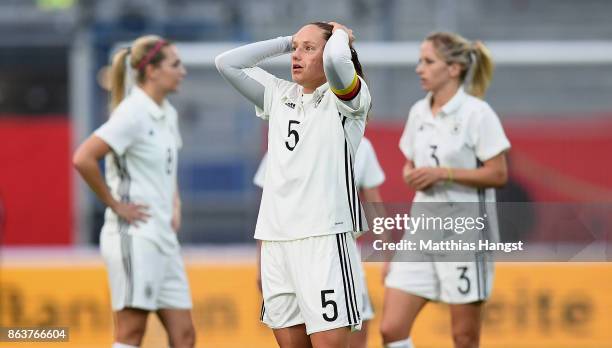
[{"x1": 284, "y1": 102, "x2": 296, "y2": 109}]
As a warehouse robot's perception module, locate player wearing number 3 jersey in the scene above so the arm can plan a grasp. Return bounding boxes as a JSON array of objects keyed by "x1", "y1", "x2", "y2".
[
  {"x1": 216, "y1": 22, "x2": 372, "y2": 347},
  {"x1": 380, "y1": 32, "x2": 510, "y2": 348}
]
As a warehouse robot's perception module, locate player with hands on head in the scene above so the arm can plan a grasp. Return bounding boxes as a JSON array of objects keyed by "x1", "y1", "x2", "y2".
[{"x1": 216, "y1": 21, "x2": 371, "y2": 348}]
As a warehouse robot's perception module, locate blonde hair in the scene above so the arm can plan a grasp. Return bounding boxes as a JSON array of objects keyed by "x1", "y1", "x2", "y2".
[
  {"x1": 425, "y1": 32, "x2": 494, "y2": 98},
  {"x1": 109, "y1": 35, "x2": 170, "y2": 111}
]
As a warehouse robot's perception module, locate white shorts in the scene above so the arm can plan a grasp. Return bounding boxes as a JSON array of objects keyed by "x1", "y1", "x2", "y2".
[
  {"x1": 100, "y1": 233, "x2": 192, "y2": 311},
  {"x1": 355, "y1": 247, "x2": 374, "y2": 321},
  {"x1": 385, "y1": 252, "x2": 494, "y2": 304},
  {"x1": 260, "y1": 232, "x2": 363, "y2": 335}
]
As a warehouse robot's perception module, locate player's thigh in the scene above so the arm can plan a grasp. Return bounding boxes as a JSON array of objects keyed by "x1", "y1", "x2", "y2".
[
  {"x1": 449, "y1": 302, "x2": 483, "y2": 332},
  {"x1": 290, "y1": 233, "x2": 363, "y2": 335},
  {"x1": 310, "y1": 326, "x2": 351, "y2": 348},
  {"x1": 273, "y1": 324, "x2": 312, "y2": 348},
  {"x1": 379, "y1": 287, "x2": 428, "y2": 342},
  {"x1": 114, "y1": 308, "x2": 149, "y2": 343},
  {"x1": 156, "y1": 309, "x2": 195, "y2": 345}
]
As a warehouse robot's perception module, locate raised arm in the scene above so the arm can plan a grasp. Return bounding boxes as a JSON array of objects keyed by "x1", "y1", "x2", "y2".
[
  {"x1": 215, "y1": 36, "x2": 292, "y2": 109},
  {"x1": 323, "y1": 24, "x2": 361, "y2": 110}
]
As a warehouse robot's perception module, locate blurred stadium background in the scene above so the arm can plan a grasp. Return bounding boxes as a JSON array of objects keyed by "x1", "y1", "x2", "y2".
[{"x1": 1, "y1": 0, "x2": 611, "y2": 347}]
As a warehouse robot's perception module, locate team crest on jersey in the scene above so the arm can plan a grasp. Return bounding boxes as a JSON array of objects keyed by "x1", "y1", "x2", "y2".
[{"x1": 284, "y1": 102, "x2": 296, "y2": 109}]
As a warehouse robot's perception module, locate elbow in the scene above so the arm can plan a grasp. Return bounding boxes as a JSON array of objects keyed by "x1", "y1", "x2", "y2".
[
  {"x1": 492, "y1": 169, "x2": 508, "y2": 188},
  {"x1": 214, "y1": 53, "x2": 226, "y2": 73},
  {"x1": 72, "y1": 148, "x2": 87, "y2": 173}
]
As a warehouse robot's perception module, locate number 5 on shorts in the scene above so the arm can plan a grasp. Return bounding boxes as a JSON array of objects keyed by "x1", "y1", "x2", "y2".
[{"x1": 321, "y1": 289, "x2": 338, "y2": 322}]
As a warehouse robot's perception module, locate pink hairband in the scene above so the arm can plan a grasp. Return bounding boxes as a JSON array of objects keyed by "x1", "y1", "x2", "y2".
[{"x1": 137, "y1": 40, "x2": 167, "y2": 71}]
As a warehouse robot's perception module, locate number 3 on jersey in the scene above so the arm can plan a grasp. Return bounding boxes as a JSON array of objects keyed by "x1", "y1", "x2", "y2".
[{"x1": 285, "y1": 120, "x2": 300, "y2": 151}]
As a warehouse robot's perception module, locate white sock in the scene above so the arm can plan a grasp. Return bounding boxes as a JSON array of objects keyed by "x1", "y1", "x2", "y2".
[
  {"x1": 112, "y1": 343, "x2": 139, "y2": 348},
  {"x1": 385, "y1": 337, "x2": 414, "y2": 348}
]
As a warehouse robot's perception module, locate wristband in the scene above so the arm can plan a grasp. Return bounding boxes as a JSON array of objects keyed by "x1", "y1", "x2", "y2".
[{"x1": 445, "y1": 167, "x2": 454, "y2": 184}]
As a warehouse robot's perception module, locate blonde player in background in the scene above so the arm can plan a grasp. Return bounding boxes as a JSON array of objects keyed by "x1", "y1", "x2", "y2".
[
  {"x1": 254, "y1": 135, "x2": 385, "y2": 348},
  {"x1": 216, "y1": 21, "x2": 371, "y2": 347},
  {"x1": 380, "y1": 32, "x2": 510, "y2": 348},
  {"x1": 73, "y1": 35, "x2": 195, "y2": 348}
]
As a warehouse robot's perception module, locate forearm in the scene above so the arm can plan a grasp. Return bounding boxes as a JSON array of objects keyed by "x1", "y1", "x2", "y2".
[
  {"x1": 448, "y1": 166, "x2": 507, "y2": 188},
  {"x1": 215, "y1": 36, "x2": 292, "y2": 108},
  {"x1": 323, "y1": 29, "x2": 360, "y2": 107},
  {"x1": 323, "y1": 29, "x2": 355, "y2": 89},
  {"x1": 75, "y1": 159, "x2": 117, "y2": 209},
  {"x1": 173, "y1": 184, "x2": 181, "y2": 211}
]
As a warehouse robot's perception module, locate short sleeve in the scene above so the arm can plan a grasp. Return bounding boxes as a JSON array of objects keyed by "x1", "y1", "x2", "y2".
[
  {"x1": 471, "y1": 104, "x2": 511, "y2": 161},
  {"x1": 358, "y1": 140, "x2": 385, "y2": 189},
  {"x1": 94, "y1": 111, "x2": 140, "y2": 156},
  {"x1": 245, "y1": 67, "x2": 279, "y2": 120},
  {"x1": 398, "y1": 105, "x2": 418, "y2": 160},
  {"x1": 253, "y1": 153, "x2": 268, "y2": 188},
  {"x1": 335, "y1": 77, "x2": 371, "y2": 120}
]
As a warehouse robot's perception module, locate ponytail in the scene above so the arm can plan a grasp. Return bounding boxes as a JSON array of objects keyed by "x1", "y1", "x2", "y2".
[
  {"x1": 426, "y1": 32, "x2": 495, "y2": 98},
  {"x1": 109, "y1": 48, "x2": 129, "y2": 111},
  {"x1": 108, "y1": 35, "x2": 170, "y2": 113},
  {"x1": 468, "y1": 41, "x2": 494, "y2": 98}
]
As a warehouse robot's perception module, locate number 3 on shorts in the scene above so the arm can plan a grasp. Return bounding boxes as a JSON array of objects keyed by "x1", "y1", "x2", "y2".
[
  {"x1": 321, "y1": 289, "x2": 338, "y2": 322},
  {"x1": 457, "y1": 266, "x2": 471, "y2": 295}
]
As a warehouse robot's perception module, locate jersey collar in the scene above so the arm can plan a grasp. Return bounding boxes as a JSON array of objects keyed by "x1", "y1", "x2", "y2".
[
  {"x1": 281, "y1": 82, "x2": 330, "y2": 104},
  {"x1": 132, "y1": 86, "x2": 168, "y2": 120},
  {"x1": 425, "y1": 87, "x2": 467, "y2": 118},
  {"x1": 440, "y1": 87, "x2": 467, "y2": 116}
]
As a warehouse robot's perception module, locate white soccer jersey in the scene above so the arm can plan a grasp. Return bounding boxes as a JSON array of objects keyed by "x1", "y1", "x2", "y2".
[
  {"x1": 353, "y1": 137, "x2": 385, "y2": 189},
  {"x1": 254, "y1": 137, "x2": 385, "y2": 190},
  {"x1": 399, "y1": 87, "x2": 510, "y2": 241},
  {"x1": 253, "y1": 152, "x2": 268, "y2": 188},
  {"x1": 252, "y1": 74, "x2": 372, "y2": 241},
  {"x1": 94, "y1": 86, "x2": 182, "y2": 254}
]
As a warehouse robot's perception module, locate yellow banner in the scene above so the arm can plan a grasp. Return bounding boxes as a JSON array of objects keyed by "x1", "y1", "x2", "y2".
[{"x1": 1, "y1": 262, "x2": 611, "y2": 347}]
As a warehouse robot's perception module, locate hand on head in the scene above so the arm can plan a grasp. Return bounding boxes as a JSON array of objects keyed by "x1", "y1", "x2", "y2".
[{"x1": 328, "y1": 22, "x2": 355, "y2": 45}]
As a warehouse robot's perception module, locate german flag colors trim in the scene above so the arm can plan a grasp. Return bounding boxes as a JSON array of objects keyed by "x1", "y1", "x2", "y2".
[{"x1": 331, "y1": 73, "x2": 361, "y2": 101}]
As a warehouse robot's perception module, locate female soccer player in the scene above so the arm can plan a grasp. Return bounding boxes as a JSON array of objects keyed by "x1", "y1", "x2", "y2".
[
  {"x1": 216, "y1": 22, "x2": 372, "y2": 347},
  {"x1": 73, "y1": 35, "x2": 195, "y2": 348},
  {"x1": 380, "y1": 32, "x2": 510, "y2": 348},
  {"x1": 253, "y1": 136, "x2": 385, "y2": 348}
]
